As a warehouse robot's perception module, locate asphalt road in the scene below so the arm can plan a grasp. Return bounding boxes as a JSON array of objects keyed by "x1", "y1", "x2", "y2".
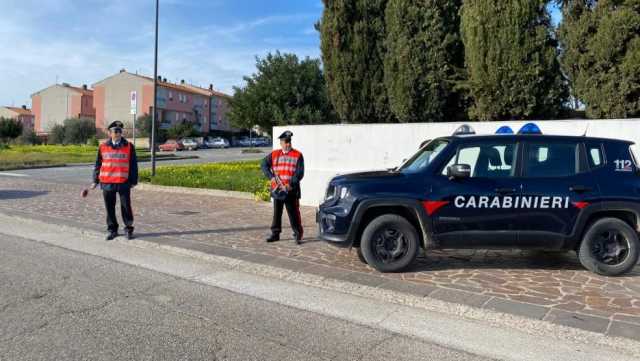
[
  {"x1": 0, "y1": 233, "x2": 491, "y2": 361},
  {"x1": 0, "y1": 147, "x2": 270, "y2": 186}
]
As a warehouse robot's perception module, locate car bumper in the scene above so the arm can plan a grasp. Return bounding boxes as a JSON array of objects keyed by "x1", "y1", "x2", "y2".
[{"x1": 316, "y1": 207, "x2": 352, "y2": 247}]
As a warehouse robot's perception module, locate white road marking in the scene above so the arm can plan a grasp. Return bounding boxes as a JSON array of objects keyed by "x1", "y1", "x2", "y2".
[{"x1": 0, "y1": 172, "x2": 29, "y2": 177}]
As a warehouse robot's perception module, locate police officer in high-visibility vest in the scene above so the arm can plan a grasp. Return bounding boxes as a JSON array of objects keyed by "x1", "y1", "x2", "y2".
[
  {"x1": 92, "y1": 120, "x2": 138, "y2": 240},
  {"x1": 261, "y1": 131, "x2": 304, "y2": 244}
]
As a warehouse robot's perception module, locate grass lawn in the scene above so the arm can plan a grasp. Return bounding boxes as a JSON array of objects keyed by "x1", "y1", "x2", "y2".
[
  {"x1": 139, "y1": 160, "x2": 271, "y2": 201},
  {"x1": 0, "y1": 144, "x2": 174, "y2": 171}
]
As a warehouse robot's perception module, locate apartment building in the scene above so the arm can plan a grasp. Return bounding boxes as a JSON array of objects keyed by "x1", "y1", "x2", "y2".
[
  {"x1": 93, "y1": 70, "x2": 232, "y2": 134},
  {"x1": 31, "y1": 83, "x2": 95, "y2": 135},
  {"x1": 0, "y1": 105, "x2": 35, "y2": 132}
]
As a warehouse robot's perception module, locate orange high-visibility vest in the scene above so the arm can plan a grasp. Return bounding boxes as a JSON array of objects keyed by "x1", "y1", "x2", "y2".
[
  {"x1": 99, "y1": 142, "x2": 131, "y2": 184},
  {"x1": 271, "y1": 149, "x2": 302, "y2": 190}
]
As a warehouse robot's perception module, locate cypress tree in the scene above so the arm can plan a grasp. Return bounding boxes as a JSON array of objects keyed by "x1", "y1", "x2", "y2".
[
  {"x1": 461, "y1": 0, "x2": 569, "y2": 121},
  {"x1": 384, "y1": 0, "x2": 466, "y2": 123},
  {"x1": 319, "y1": 0, "x2": 395, "y2": 123},
  {"x1": 558, "y1": 0, "x2": 640, "y2": 118}
]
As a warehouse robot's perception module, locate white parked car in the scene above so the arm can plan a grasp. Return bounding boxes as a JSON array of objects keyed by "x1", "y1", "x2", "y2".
[
  {"x1": 205, "y1": 137, "x2": 230, "y2": 149},
  {"x1": 181, "y1": 138, "x2": 199, "y2": 151}
]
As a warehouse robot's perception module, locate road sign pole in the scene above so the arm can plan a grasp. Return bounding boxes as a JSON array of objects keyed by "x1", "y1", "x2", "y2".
[
  {"x1": 151, "y1": 0, "x2": 159, "y2": 176},
  {"x1": 130, "y1": 91, "x2": 138, "y2": 147}
]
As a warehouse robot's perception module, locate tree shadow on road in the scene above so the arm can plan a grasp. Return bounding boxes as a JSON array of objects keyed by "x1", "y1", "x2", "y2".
[{"x1": 0, "y1": 190, "x2": 49, "y2": 200}]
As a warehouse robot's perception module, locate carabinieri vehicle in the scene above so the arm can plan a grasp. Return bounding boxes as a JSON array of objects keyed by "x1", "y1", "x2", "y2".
[{"x1": 317, "y1": 124, "x2": 640, "y2": 276}]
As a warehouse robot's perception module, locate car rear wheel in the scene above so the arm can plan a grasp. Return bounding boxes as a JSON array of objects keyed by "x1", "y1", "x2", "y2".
[
  {"x1": 578, "y1": 218, "x2": 640, "y2": 276},
  {"x1": 360, "y1": 214, "x2": 420, "y2": 272}
]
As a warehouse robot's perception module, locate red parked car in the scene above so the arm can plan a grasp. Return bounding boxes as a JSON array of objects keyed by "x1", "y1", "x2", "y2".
[{"x1": 159, "y1": 139, "x2": 184, "y2": 152}]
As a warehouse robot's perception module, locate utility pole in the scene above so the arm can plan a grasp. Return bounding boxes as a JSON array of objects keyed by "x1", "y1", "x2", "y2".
[{"x1": 151, "y1": 0, "x2": 159, "y2": 176}]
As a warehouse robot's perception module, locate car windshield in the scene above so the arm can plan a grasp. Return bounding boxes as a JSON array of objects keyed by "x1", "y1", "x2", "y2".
[{"x1": 398, "y1": 139, "x2": 449, "y2": 173}]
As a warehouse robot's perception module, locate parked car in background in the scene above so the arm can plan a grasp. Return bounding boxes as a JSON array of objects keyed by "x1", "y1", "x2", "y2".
[
  {"x1": 181, "y1": 138, "x2": 199, "y2": 151},
  {"x1": 159, "y1": 139, "x2": 184, "y2": 152},
  {"x1": 237, "y1": 137, "x2": 252, "y2": 147},
  {"x1": 253, "y1": 137, "x2": 271, "y2": 147},
  {"x1": 205, "y1": 137, "x2": 230, "y2": 149}
]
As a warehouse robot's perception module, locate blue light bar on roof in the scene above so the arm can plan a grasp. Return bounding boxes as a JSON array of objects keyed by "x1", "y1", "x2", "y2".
[
  {"x1": 453, "y1": 124, "x2": 475, "y2": 136},
  {"x1": 518, "y1": 122, "x2": 542, "y2": 135},
  {"x1": 495, "y1": 126, "x2": 514, "y2": 134}
]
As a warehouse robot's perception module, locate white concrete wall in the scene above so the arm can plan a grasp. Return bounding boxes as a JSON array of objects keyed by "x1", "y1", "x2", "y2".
[{"x1": 274, "y1": 119, "x2": 640, "y2": 207}]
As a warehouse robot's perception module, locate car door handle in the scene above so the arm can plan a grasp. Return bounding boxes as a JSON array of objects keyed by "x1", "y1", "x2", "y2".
[
  {"x1": 569, "y1": 185, "x2": 592, "y2": 193},
  {"x1": 495, "y1": 187, "x2": 516, "y2": 194}
]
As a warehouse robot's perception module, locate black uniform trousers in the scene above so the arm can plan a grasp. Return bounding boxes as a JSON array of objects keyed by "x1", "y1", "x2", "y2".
[
  {"x1": 102, "y1": 183, "x2": 134, "y2": 233},
  {"x1": 271, "y1": 192, "x2": 304, "y2": 238}
]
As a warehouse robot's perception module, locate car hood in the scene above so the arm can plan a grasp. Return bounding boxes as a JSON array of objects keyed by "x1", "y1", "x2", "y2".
[{"x1": 332, "y1": 170, "x2": 403, "y2": 183}]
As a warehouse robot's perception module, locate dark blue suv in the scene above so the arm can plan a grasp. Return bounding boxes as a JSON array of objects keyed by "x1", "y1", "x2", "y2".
[{"x1": 317, "y1": 125, "x2": 640, "y2": 276}]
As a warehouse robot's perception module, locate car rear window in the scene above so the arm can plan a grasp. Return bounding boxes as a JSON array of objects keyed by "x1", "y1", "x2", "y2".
[{"x1": 524, "y1": 142, "x2": 580, "y2": 178}]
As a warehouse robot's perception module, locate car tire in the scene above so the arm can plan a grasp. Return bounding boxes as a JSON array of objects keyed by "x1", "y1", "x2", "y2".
[
  {"x1": 360, "y1": 214, "x2": 420, "y2": 272},
  {"x1": 578, "y1": 217, "x2": 640, "y2": 276}
]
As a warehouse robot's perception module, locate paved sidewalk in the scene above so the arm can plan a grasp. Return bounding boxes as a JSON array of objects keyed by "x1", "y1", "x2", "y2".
[{"x1": 1, "y1": 177, "x2": 639, "y2": 341}]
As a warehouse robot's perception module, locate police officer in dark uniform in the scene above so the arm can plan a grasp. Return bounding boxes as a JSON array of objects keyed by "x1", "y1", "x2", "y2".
[
  {"x1": 261, "y1": 131, "x2": 305, "y2": 244},
  {"x1": 92, "y1": 120, "x2": 138, "y2": 240}
]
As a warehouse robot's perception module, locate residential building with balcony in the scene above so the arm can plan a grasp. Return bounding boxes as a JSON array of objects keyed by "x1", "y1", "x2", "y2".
[{"x1": 93, "y1": 70, "x2": 222, "y2": 134}]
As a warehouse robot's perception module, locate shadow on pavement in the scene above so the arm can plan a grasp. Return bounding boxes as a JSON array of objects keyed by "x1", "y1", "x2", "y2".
[
  {"x1": 404, "y1": 250, "x2": 640, "y2": 274},
  {"x1": 0, "y1": 190, "x2": 49, "y2": 200},
  {"x1": 135, "y1": 225, "x2": 270, "y2": 238}
]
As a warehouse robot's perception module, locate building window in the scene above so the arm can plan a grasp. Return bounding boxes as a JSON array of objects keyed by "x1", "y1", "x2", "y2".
[{"x1": 168, "y1": 91, "x2": 173, "y2": 101}]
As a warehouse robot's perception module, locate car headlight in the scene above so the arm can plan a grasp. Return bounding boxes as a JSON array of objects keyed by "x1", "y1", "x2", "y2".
[
  {"x1": 339, "y1": 186, "x2": 350, "y2": 199},
  {"x1": 325, "y1": 184, "x2": 336, "y2": 201}
]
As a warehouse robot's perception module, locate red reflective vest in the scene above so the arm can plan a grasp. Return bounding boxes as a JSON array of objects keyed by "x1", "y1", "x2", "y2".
[
  {"x1": 271, "y1": 149, "x2": 302, "y2": 190},
  {"x1": 99, "y1": 142, "x2": 131, "y2": 184}
]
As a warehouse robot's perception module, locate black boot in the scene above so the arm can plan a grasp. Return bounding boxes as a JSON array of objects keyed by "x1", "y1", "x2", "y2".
[
  {"x1": 126, "y1": 229, "x2": 134, "y2": 240},
  {"x1": 294, "y1": 234, "x2": 303, "y2": 245},
  {"x1": 106, "y1": 231, "x2": 118, "y2": 241},
  {"x1": 266, "y1": 234, "x2": 280, "y2": 243}
]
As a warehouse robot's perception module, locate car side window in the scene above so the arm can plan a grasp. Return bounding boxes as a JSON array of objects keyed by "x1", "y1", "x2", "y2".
[
  {"x1": 585, "y1": 142, "x2": 604, "y2": 169},
  {"x1": 524, "y1": 142, "x2": 580, "y2": 178},
  {"x1": 441, "y1": 141, "x2": 517, "y2": 178}
]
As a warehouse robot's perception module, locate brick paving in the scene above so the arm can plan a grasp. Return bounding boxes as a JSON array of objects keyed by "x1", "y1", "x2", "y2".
[{"x1": 1, "y1": 177, "x2": 640, "y2": 340}]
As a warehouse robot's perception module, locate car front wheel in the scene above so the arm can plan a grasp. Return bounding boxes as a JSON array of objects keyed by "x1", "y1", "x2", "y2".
[
  {"x1": 578, "y1": 217, "x2": 640, "y2": 276},
  {"x1": 360, "y1": 214, "x2": 420, "y2": 272}
]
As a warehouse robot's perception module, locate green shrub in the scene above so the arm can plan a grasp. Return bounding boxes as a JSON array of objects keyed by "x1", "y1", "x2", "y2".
[
  {"x1": 63, "y1": 118, "x2": 96, "y2": 144},
  {"x1": 167, "y1": 120, "x2": 200, "y2": 139},
  {"x1": 0, "y1": 117, "x2": 23, "y2": 143},
  {"x1": 48, "y1": 124, "x2": 66, "y2": 144},
  {"x1": 15, "y1": 128, "x2": 41, "y2": 145}
]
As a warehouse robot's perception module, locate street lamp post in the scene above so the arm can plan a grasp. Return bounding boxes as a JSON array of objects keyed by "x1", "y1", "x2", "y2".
[{"x1": 150, "y1": 0, "x2": 159, "y2": 176}]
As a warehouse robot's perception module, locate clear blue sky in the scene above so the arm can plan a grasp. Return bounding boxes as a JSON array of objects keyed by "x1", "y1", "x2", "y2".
[{"x1": 0, "y1": 0, "x2": 562, "y2": 107}]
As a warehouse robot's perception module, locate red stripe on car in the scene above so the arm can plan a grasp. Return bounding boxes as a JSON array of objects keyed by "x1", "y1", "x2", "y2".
[{"x1": 422, "y1": 200, "x2": 450, "y2": 216}]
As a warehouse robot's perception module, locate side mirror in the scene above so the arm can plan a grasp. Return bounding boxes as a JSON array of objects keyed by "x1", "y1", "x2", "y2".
[{"x1": 447, "y1": 164, "x2": 471, "y2": 179}]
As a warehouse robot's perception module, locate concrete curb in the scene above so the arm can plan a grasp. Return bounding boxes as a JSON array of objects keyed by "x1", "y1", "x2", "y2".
[
  {"x1": 0, "y1": 164, "x2": 68, "y2": 171},
  {"x1": 1, "y1": 211, "x2": 639, "y2": 359},
  {"x1": 137, "y1": 183, "x2": 260, "y2": 201}
]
